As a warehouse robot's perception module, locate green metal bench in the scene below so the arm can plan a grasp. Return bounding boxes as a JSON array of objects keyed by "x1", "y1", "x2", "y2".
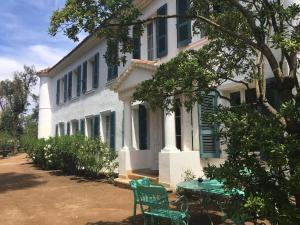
[{"x1": 136, "y1": 185, "x2": 190, "y2": 225}]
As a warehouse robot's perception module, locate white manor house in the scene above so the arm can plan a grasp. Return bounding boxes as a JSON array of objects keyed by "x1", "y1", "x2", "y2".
[{"x1": 38, "y1": 0, "x2": 283, "y2": 188}]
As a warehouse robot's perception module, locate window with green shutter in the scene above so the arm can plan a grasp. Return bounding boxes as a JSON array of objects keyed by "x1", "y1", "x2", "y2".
[
  {"x1": 68, "y1": 72, "x2": 72, "y2": 100},
  {"x1": 77, "y1": 65, "x2": 81, "y2": 97},
  {"x1": 82, "y1": 61, "x2": 87, "y2": 93},
  {"x1": 93, "y1": 53, "x2": 99, "y2": 89},
  {"x1": 176, "y1": 0, "x2": 191, "y2": 47},
  {"x1": 109, "y1": 111, "x2": 116, "y2": 150},
  {"x1": 230, "y1": 91, "x2": 241, "y2": 106},
  {"x1": 266, "y1": 78, "x2": 281, "y2": 110},
  {"x1": 56, "y1": 80, "x2": 60, "y2": 105},
  {"x1": 199, "y1": 93, "x2": 220, "y2": 158},
  {"x1": 80, "y1": 119, "x2": 85, "y2": 136},
  {"x1": 67, "y1": 122, "x2": 70, "y2": 135},
  {"x1": 132, "y1": 26, "x2": 141, "y2": 59},
  {"x1": 156, "y1": 4, "x2": 168, "y2": 58},
  {"x1": 93, "y1": 115, "x2": 100, "y2": 138},
  {"x1": 139, "y1": 105, "x2": 148, "y2": 150},
  {"x1": 107, "y1": 44, "x2": 118, "y2": 81},
  {"x1": 63, "y1": 74, "x2": 68, "y2": 102}
]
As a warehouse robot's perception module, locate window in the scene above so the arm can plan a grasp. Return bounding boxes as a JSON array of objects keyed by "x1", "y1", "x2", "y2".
[
  {"x1": 230, "y1": 91, "x2": 241, "y2": 106},
  {"x1": 92, "y1": 53, "x2": 100, "y2": 89},
  {"x1": 199, "y1": 93, "x2": 220, "y2": 158},
  {"x1": 63, "y1": 74, "x2": 68, "y2": 102},
  {"x1": 59, "y1": 123, "x2": 65, "y2": 136},
  {"x1": 77, "y1": 65, "x2": 82, "y2": 97},
  {"x1": 55, "y1": 124, "x2": 58, "y2": 136},
  {"x1": 67, "y1": 122, "x2": 70, "y2": 135},
  {"x1": 175, "y1": 101, "x2": 182, "y2": 150},
  {"x1": 132, "y1": 26, "x2": 141, "y2": 59},
  {"x1": 147, "y1": 23, "x2": 154, "y2": 60},
  {"x1": 107, "y1": 43, "x2": 118, "y2": 81},
  {"x1": 82, "y1": 61, "x2": 87, "y2": 94},
  {"x1": 101, "y1": 111, "x2": 116, "y2": 150},
  {"x1": 80, "y1": 119, "x2": 85, "y2": 136},
  {"x1": 156, "y1": 4, "x2": 168, "y2": 58},
  {"x1": 245, "y1": 88, "x2": 257, "y2": 104},
  {"x1": 56, "y1": 80, "x2": 60, "y2": 105},
  {"x1": 68, "y1": 72, "x2": 72, "y2": 100},
  {"x1": 93, "y1": 115, "x2": 100, "y2": 138},
  {"x1": 71, "y1": 120, "x2": 79, "y2": 135},
  {"x1": 177, "y1": 0, "x2": 191, "y2": 47},
  {"x1": 266, "y1": 78, "x2": 281, "y2": 110},
  {"x1": 138, "y1": 105, "x2": 148, "y2": 150}
]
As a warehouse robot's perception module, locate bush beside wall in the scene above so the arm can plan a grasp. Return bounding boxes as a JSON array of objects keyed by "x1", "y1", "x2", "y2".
[{"x1": 23, "y1": 135, "x2": 118, "y2": 181}]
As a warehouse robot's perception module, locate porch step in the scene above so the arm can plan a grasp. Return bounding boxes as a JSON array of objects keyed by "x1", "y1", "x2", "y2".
[
  {"x1": 127, "y1": 172, "x2": 159, "y2": 184},
  {"x1": 114, "y1": 177, "x2": 172, "y2": 193}
]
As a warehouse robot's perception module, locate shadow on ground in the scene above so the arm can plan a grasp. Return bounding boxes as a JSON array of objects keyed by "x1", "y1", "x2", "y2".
[
  {"x1": 0, "y1": 172, "x2": 46, "y2": 193},
  {"x1": 86, "y1": 211, "x2": 224, "y2": 225}
]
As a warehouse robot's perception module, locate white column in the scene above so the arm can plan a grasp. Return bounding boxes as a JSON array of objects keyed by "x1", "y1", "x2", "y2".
[
  {"x1": 162, "y1": 109, "x2": 179, "y2": 152},
  {"x1": 182, "y1": 108, "x2": 192, "y2": 151},
  {"x1": 122, "y1": 99, "x2": 133, "y2": 151}
]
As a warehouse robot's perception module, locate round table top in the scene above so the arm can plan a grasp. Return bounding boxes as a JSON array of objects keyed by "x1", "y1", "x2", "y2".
[{"x1": 177, "y1": 180, "x2": 244, "y2": 197}]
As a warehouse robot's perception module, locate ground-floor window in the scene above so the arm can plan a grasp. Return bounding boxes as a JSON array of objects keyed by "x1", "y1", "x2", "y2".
[
  {"x1": 101, "y1": 111, "x2": 116, "y2": 150},
  {"x1": 71, "y1": 120, "x2": 79, "y2": 135},
  {"x1": 138, "y1": 104, "x2": 148, "y2": 150}
]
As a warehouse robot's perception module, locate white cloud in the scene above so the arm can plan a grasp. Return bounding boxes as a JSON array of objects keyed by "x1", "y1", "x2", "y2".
[{"x1": 0, "y1": 57, "x2": 23, "y2": 80}]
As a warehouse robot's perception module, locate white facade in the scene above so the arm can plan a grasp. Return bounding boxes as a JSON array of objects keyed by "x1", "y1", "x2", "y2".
[{"x1": 38, "y1": 0, "x2": 291, "y2": 188}]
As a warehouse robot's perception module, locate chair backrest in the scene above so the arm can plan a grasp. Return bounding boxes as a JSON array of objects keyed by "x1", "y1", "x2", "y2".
[
  {"x1": 136, "y1": 185, "x2": 169, "y2": 213},
  {"x1": 129, "y1": 177, "x2": 151, "y2": 190}
]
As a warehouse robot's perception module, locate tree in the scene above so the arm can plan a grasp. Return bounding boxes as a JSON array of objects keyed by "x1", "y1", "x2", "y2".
[
  {"x1": 49, "y1": 0, "x2": 300, "y2": 223},
  {"x1": 0, "y1": 65, "x2": 38, "y2": 137}
]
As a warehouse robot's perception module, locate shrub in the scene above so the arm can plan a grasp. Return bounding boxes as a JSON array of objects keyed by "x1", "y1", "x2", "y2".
[
  {"x1": 0, "y1": 132, "x2": 16, "y2": 151},
  {"x1": 23, "y1": 135, "x2": 118, "y2": 180}
]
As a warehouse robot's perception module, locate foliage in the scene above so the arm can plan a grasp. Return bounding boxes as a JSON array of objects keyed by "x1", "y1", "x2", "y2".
[
  {"x1": 0, "y1": 65, "x2": 38, "y2": 137},
  {"x1": 0, "y1": 132, "x2": 16, "y2": 151},
  {"x1": 24, "y1": 135, "x2": 118, "y2": 181},
  {"x1": 204, "y1": 104, "x2": 300, "y2": 224},
  {"x1": 182, "y1": 169, "x2": 197, "y2": 182}
]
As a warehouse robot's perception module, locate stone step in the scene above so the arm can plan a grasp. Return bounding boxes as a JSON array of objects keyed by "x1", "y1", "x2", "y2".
[{"x1": 127, "y1": 172, "x2": 159, "y2": 183}]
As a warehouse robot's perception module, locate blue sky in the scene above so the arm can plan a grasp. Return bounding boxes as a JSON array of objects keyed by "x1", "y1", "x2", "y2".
[{"x1": 0, "y1": 0, "x2": 85, "y2": 80}]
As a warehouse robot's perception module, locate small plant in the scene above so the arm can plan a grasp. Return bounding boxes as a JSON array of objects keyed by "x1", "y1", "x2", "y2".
[{"x1": 182, "y1": 169, "x2": 196, "y2": 181}]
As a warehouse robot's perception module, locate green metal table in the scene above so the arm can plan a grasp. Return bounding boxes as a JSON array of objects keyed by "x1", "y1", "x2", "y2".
[{"x1": 177, "y1": 180, "x2": 245, "y2": 224}]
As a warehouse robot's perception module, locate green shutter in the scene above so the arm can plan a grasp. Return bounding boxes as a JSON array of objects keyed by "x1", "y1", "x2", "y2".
[
  {"x1": 56, "y1": 80, "x2": 60, "y2": 105},
  {"x1": 107, "y1": 44, "x2": 118, "y2": 81},
  {"x1": 77, "y1": 65, "x2": 81, "y2": 97},
  {"x1": 63, "y1": 74, "x2": 68, "y2": 102},
  {"x1": 93, "y1": 115, "x2": 100, "y2": 138},
  {"x1": 67, "y1": 122, "x2": 70, "y2": 135},
  {"x1": 61, "y1": 123, "x2": 65, "y2": 136},
  {"x1": 139, "y1": 105, "x2": 148, "y2": 150},
  {"x1": 55, "y1": 124, "x2": 58, "y2": 136},
  {"x1": 177, "y1": 0, "x2": 191, "y2": 47},
  {"x1": 132, "y1": 26, "x2": 141, "y2": 59},
  {"x1": 156, "y1": 4, "x2": 168, "y2": 58},
  {"x1": 266, "y1": 78, "x2": 281, "y2": 110},
  {"x1": 93, "y1": 53, "x2": 99, "y2": 89},
  {"x1": 109, "y1": 111, "x2": 116, "y2": 150},
  {"x1": 82, "y1": 61, "x2": 87, "y2": 93},
  {"x1": 80, "y1": 119, "x2": 85, "y2": 136},
  {"x1": 68, "y1": 72, "x2": 72, "y2": 100},
  {"x1": 199, "y1": 93, "x2": 220, "y2": 158}
]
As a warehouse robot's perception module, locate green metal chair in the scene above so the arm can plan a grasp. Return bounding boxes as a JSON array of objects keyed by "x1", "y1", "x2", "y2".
[
  {"x1": 129, "y1": 177, "x2": 152, "y2": 218},
  {"x1": 136, "y1": 185, "x2": 190, "y2": 225}
]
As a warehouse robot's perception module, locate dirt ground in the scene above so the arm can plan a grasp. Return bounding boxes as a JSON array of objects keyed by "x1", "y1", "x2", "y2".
[{"x1": 0, "y1": 154, "x2": 224, "y2": 225}]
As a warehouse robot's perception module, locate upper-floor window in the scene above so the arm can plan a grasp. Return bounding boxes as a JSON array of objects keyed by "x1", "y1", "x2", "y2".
[
  {"x1": 177, "y1": 0, "x2": 191, "y2": 47},
  {"x1": 82, "y1": 61, "x2": 87, "y2": 94},
  {"x1": 147, "y1": 22, "x2": 154, "y2": 60},
  {"x1": 132, "y1": 26, "x2": 141, "y2": 59},
  {"x1": 63, "y1": 74, "x2": 68, "y2": 103},
  {"x1": 107, "y1": 43, "x2": 118, "y2": 81},
  {"x1": 56, "y1": 79, "x2": 60, "y2": 105},
  {"x1": 92, "y1": 53, "x2": 100, "y2": 89},
  {"x1": 68, "y1": 72, "x2": 72, "y2": 100},
  {"x1": 156, "y1": 4, "x2": 168, "y2": 58}
]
